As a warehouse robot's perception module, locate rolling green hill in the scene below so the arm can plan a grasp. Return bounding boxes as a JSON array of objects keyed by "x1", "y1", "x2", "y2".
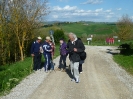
[{"x1": 59, "y1": 22, "x2": 117, "y2": 36}]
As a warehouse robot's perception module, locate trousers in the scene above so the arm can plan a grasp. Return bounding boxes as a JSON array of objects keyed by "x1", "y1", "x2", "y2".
[
  {"x1": 70, "y1": 61, "x2": 79, "y2": 80},
  {"x1": 59, "y1": 55, "x2": 67, "y2": 69},
  {"x1": 44, "y1": 53, "x2": 51, "y2": 71},
  {"x1": 33, "y1": 53, "x2": 41, "y2": 71}
]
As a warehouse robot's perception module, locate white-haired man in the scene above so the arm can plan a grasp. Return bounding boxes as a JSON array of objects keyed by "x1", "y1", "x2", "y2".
[{"x1": 67, "y1": 33, "x2": 85, "y2": 83}]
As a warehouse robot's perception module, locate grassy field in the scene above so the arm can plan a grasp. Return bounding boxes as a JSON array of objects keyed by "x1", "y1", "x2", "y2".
[
  {"x1": 59, "y1": 22, "x2": 117, "y2": 36},
  {"x1": 113, "y1": 55, "x2": 133, "y2": 75},
  {"x1": 39, "y1": 22, "x2": 116, "y2": 37},
  {"x1": 0, "y1": 45, "x2": 59, "y2": 96}
]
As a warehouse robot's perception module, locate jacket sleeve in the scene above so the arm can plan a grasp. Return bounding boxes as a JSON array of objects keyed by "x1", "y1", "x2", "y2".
[{"x1": 77, "y1": 40, "x2": 85, "y2": 52}]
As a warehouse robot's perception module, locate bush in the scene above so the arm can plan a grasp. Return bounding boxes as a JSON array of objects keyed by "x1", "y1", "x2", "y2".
[
  {"x1": 53, "y1": 29, "x2": 65, "y2": 44},
  {"x1": 119, "y1": 42, "x2": 133, "y2": 55}
]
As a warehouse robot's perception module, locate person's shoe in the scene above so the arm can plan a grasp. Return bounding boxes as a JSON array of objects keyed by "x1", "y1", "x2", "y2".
[
  {"x1": 56, "y1": 68, "x2": 61, "y2": 71},
  {"x1": 80, "y1": 72, "x2": 83, "y2": 74},
  {"x1": 75, "y1": 79, "x2": 79, "y2": 83},
  {"x1": 71, "y1": 78, "x2": 75, "y2": 82},
  {"x1": 61, "y1": 69, "x2": 66, "y2": 72},
  {"x1": 45, "y1": 70, "x2": 48, "y2": 73}
]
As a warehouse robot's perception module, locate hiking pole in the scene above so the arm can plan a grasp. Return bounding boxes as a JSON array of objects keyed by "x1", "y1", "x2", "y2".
[{"x1": 30, "y1": 57, "x2": 33, "y2": 73}]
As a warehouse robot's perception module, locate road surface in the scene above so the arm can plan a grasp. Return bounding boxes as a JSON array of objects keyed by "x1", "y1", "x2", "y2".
[{"x1": 28, "y1": 46, "x2": 133, "y2": 99}]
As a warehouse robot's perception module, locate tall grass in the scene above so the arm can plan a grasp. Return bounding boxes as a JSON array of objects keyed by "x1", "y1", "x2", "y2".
[
  {"x1": 113, "y1": 55, "x2": 133, "y2": 75},
  {"x1": 0, "y1": 45, "x2": 60, "y2": 96},
  {"x1": 0, "y1": 58, "x2": 32, "y2": 95}
]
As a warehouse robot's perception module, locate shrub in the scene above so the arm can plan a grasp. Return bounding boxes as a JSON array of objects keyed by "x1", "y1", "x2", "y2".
[{"x1": 54, "y1": 29, "x2": 65, "y2": 44}]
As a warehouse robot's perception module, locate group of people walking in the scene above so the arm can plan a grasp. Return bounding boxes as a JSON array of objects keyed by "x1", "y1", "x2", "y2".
[
  {"x1": 31, "y1": 36, "x2": 55, "y2": 72},
  {"x1": 31, "y1": 33, "x2": 85, "y2": 83}
]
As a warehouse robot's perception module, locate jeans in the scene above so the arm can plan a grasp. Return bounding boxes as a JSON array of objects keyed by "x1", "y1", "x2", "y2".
[{"x1": 59, "y1": 55, "x2": 67, "y2": 69}]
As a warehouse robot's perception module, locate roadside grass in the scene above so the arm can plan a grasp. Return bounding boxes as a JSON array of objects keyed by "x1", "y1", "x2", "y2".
[
  {"x1": 0, "y1": 45, "x2": 60, "y2": 96},
  {"x1": 113, "y1": 55, "x2": 133, "y2": 75}
]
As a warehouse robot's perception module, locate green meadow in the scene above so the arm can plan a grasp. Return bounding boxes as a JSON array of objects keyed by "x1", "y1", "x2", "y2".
[{"x1": 59, "y1": 22, "x2": 117, "y2": 36}]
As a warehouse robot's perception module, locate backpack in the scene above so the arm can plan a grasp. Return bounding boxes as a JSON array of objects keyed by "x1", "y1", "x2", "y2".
[
  {"x1": 79, "y1": 51, "x2": 87, "y2": 60},
  {"x1": 75, "y1": 39, "x2": 87, "y2": 60}
]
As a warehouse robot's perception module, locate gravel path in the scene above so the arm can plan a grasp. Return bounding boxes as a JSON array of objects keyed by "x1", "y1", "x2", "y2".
[
  {"x1": 0, "y1": 57, "x2": 60, "y2": 99},
  {"x1": 1, "y1": 46, "x2": 133, "y2": 99}
]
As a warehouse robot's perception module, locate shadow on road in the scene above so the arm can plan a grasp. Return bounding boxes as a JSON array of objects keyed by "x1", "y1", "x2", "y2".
[
  {"x1": 65, "y1": 67, "x2": 73, "y2": 79},
  {"x1": 106, "y1": 49, "x2": 120, "y2": 55}
]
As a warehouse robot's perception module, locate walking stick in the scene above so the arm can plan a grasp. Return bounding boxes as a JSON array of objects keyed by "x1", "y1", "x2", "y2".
[{"x1": 30, "y1": 57, "x2": 33, "y2": 73}]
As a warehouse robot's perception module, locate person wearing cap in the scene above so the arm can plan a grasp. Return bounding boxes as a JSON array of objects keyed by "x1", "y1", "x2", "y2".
[
  {"x1": 42, "y1": 36, "x2": 52, "y2": 72},
  {"x1": 56, "y1": 39, "x2": 67, "y2": 72},
  {"x1": 31, "y1": 36, "x2": 42, "y2": 71}
]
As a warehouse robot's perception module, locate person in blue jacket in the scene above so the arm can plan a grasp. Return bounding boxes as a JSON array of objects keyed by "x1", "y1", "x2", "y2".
[
  {"x1": 31, "y1": 37, "x2": 42, "y2": 71},
  {"x1": 42, "y1": 36, "x2": 52, "y2": 72}
]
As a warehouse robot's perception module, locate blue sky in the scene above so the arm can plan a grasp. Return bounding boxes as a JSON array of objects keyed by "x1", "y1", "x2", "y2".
[{"x1": 46, "y1": 0, "x2": 133, "y2": 22}]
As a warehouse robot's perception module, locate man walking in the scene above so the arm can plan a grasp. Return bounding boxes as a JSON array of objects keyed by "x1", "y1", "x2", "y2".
[
  {"x1": 31, "y1": 37, "x2": 42, "y2": 71},
  {"x1": 67, "y1": 33, "x2": 85, "y2": 83},
  {"x1": 42, "y1": 36, "x2": 52, "y2": 72}
]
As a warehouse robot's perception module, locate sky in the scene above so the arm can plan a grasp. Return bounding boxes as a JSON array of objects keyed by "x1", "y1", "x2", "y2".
[{"x1": 46, "y1": 0, "x2": 133, "y2": 22}]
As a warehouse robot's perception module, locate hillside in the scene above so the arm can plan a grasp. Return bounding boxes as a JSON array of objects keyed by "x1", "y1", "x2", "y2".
[{"x1": 59, "y1": 22, "x2": 117, "y2": 36}]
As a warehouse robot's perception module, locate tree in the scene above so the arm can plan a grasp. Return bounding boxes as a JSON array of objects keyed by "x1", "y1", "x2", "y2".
[
  {"x1": 0, "y1": 0, "x2": 49, "y2": 65},
  {"x1": 53, "y1": 29, "x2": 65, "y2": 44},
  {"x1": 117, "y1": 15, "x2": 133, "y2": 40}
]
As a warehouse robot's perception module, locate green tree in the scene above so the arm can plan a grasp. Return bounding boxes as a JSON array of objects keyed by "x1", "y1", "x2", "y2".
[
  {"x1": 117, "y1": 15, "x2": 133, "y2": 40},
  {"x1": 53, "y1": 29, "x2": 65, "y2": 44},
  {"x1": 0, "y1": 0, "x2": 49, "y2": 65}
]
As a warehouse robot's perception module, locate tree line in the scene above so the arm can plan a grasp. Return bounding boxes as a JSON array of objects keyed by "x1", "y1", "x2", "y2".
[{"x1": 0, "y1": 0, "x2": 48, "y2": 65}]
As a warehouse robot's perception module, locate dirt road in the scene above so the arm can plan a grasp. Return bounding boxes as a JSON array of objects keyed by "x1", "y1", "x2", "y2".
[{"x1": 28, "y1": 46, "x2": 133, "y2": 99}]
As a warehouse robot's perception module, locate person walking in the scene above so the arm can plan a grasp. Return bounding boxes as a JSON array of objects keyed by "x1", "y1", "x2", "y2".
[
  {"x1": 42, "y1": 36, "x2": 52, "y2": 73},
  {"x1": 57, "y1": 39, "x2": 67, "y2": 72},
  {"x1": 49, "y1": 41, "x2": 55, "y2": 71},
  {"x1": 31, "y1": 37, "x2": 42, "y2": 71},
  {"x1": 67, "y1": 33, "x2": 85, "y2": 83}
]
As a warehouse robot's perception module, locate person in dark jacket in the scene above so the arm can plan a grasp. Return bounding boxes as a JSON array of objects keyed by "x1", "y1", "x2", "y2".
[
  {"x1": 31, "y1": 37, "x2": 42, "y2": 71},
  {"x1": 42, "y1": 36, "x2": 52, "y2": 73},
  {"x1": 67, "y1": 33, "x2": 85, "y2": 83},
  {"x1": 67, "y1": 38, "x2": 84, "y2": 74},
  {"x1": 57, "y1": 39, "x2": 68, "y2": 72}
]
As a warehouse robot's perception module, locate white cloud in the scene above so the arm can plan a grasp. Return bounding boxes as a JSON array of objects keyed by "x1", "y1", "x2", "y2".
[
  {"x1": 81, "y1": 0, "x2": 103, "y2": 4},
  {"x1": 53, "y1": 15, "x2": 58, "y2": 18},
  {"x1": 109, "y1": 12, "x2": 114, "y2": 15},
  {"x1": 117, "y1": 8, "x2": 122, "y2": 11},
  {"x1": 49, "y1": 5, "x2": 117, "y2": 22},
  {"x1": 58, "y1": 0, "x2": 69, "y2": 2},
  {"x1": 53, "y1": 5, "x2": 77, "y2": 11},
  {"x1": 106, "y1": 15, "x2": 112, "y2": 18},
  {"x1": 95, "y1": 8, "x2": 103, "y2": 12},
  {"x1": 105, "y1": 10, "x2": 111, "y2": 13},
  {"x1": 131, "y1": 16, "x2": 133, "y2": 20}
]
